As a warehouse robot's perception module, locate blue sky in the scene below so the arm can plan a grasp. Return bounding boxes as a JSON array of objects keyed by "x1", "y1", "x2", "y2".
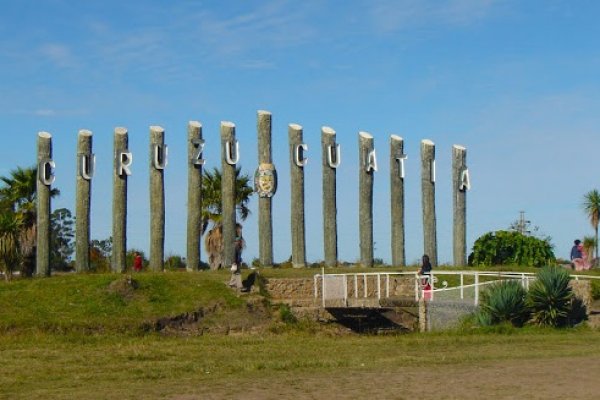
[{"x1": 1, "y1": 0, "x2": 599, "y2": 265}]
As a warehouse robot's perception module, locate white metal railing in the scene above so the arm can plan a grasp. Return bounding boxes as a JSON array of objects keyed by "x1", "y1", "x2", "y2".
[{"x1": 314, "y1": 270, "x2": 600, "y2": 307}]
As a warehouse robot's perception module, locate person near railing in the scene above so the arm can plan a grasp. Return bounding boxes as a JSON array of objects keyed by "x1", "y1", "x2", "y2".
[{"x1": 419, "y1": 254, "x2": 433, "y2": 300}]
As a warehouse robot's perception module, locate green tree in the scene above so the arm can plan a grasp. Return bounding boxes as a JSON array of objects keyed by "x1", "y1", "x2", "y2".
[
  {"x1": 202, "y1": 167, "x2": 253, "y2": 270},
  {"x1": 582, "y1": 189, "x2": 600, "y2": 265},
  {"x1": 0, "y1": 212, "x2": 22, "y2": 280},
  {"x1": 90, "y1": 237, "x2": 112, "y2": 272},
  {"x1": 50, "y1": 208, "x2": 75, "y2": 271},
  {"x1": 469, "y1": 230, "x2": 555, "y2": 267},
  {"x1": 0, "y1": 166, "x2": 60, "y2": 276}
]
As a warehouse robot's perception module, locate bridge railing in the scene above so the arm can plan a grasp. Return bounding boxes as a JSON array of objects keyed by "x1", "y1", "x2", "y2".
[{"x1": 314, "y1": 270, "x2": 600, "y2": 307}]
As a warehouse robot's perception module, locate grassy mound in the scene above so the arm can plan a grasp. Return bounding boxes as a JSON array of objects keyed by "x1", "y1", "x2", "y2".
[{"x1": 0, "y1": 271, "x2": 253, "y2": 334}]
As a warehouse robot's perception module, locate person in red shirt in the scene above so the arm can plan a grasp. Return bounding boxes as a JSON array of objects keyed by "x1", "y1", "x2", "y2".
[{"x1": 133, "y1": 252, "x2": 143, "y2": 272}]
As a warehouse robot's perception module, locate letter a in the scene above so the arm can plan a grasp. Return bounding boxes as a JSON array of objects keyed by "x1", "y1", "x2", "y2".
[
  {"x1": 460, "y1": 168, "x2": 471, "y2": 191},
  {"x1": 366, "y1": 149, "x2": 378, "y2": 172}
]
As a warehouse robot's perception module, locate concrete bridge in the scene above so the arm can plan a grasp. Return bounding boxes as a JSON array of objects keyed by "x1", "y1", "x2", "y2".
[{"x1": 262, "y1": 270, "x2": 598, "y2": 332}]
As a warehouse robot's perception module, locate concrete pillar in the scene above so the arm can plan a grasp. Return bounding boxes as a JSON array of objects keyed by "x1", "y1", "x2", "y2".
[
  {"x1": 421, "y1": 139, "x2": 437, "y2": 267},
  {"x1": 321, "y1": 126, "x2": 338, "y2": 267},
  {"x1": 75, "y1": 130, "x2": 93, "y2": 272},
  {"x1": 36, "y1": 132, "x2": 53, "y2": 276},
  {"x1": 453, "y1": 145, "x2": 469, "y2": 267},
  {"x1": 289, "y1": 123, "x2": 306, "y2": 268},
  {"x1": 257, "y1": 110, "x2": 274, "y2": 267},
  {"x1": 149, "y1": 126, "x2": 166, "y2": 271},
  {"x1": 221, "y1": 121, "x2": 237, "y2": 268},
  {"x1": 359, "y1": 132, "x2": 375, "y2": 267},
  {"x1": 186, "y1": 121, "x2": 203, "y2": 271},
  {"x1": 112, "y1": 127, "x2": 130, "y2": 273},
  {"x1": 390, "y1": 135, "x2": 406, "y2": 267}
]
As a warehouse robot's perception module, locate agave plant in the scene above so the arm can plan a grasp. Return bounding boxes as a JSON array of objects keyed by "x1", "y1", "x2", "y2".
[
  {"x1": 527, "y1": 266, "x2": 573, "y2": 327},
  {"x1": 477, "y1": 280, "x2": 529, "y2": 327}
]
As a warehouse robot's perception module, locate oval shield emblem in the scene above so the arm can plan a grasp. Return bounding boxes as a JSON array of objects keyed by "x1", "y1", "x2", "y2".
[{"x1": 254, "y1": 163, "x2": 277, "y2": 198}]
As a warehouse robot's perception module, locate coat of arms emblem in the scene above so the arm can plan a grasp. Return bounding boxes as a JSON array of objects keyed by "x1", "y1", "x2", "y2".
[{"x1": 254, "y1": 163, "x2": 277, "y2": 198}]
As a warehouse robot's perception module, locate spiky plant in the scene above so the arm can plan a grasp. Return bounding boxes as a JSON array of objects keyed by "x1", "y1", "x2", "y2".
[
  {"x1": 527, "y1": 266, "x2": 573, "y2": 327},
  {"x1": 476, "y1": 280, "x2": 529, "y2": 327}
]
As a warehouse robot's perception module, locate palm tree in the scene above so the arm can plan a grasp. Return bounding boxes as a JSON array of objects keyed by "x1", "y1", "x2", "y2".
[
  {"x1": 583, "y1": 189, "x2": 600, "y2": 265},
  {"x1": 0, "y1": 166, "x2": 60, "y2": 276},
  {"x1": 202, "y1": 167, "x2": 253, "y2": 270},
  {"x1": 0, "y1": 212, "x2": 21, "y2": 280}
]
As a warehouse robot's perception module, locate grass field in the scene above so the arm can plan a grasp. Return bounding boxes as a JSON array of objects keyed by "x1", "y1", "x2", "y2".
[
  {"x1": 2, "y1": 328, "x2": 599, "y2": 399},
  {"x1": 1, "y1": 269, "x2": 599, "y2": 399}
]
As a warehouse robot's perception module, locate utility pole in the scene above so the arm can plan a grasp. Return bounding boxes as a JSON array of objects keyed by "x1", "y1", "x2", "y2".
[{"x1": 514, "y1": 211, "x2": 531, "y2": 235}]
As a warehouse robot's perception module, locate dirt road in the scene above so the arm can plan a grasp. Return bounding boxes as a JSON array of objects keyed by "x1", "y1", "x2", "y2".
[{"x1": 173, "y1": 356, "x2": 599, "y2": 400}]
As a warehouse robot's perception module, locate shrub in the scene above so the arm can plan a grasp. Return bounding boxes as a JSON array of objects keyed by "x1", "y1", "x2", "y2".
[
  {"x1": 469, "y1": 230, "x2": 555, "y2": 267},
  {"x1": 476, "y1": 280, "x2": 529, "y2": 327},
  {"x1": 527, "y1": 266, "x2": 573, "y2": 327},
  {"x1": 279, "y1": 304, "x2": 297, "y2": 324}
]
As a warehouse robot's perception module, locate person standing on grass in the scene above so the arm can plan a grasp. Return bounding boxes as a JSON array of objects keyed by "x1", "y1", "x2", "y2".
[
  {"x1": 228, "y1": 224, "x2": 245, "y2": 289},
  {"x1": 133, "y1": 252, "x2": 143, "y2": 272}
]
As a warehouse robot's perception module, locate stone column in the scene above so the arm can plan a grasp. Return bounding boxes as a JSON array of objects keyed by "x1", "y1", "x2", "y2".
[
  {"x1": 289, "y1": 123, "x2": 306, "y2": 268},
  {"x1": 149, "y1": 126, "x2": 166, "y2": 272},
  {"x1": 453, "y1": 145, "x2": 468, "y2": 267},
  {"x1": 221, "y1": 122, "x2": 237, "y2": 268},
  {"x1": 390, "y1": 135, "x2": 406, "y2": 267},
  {"x1": 36, "y1": 132, "x2": 53, "y2": 276},
  {"x1": 359, "y1": 132, "x2": 376, "y2": 267},
  {"x1": 257, "y1": 110, "x2": 274, "y2": 267},
  {"x1": 421, "y1": 139, "x2": 437, "y2": 267},
  {"x1": 75, "y1": 130, "x2": 94, "y2": 272},
  {"x1": 321, "y1": 126, "x2": 339, "y2": 267},
  {"x1": 112, "y1": 127, "x2": 130, "y2": 273},
  {"x1": 186, "y1": 121, "x2": 203, "y2": 271}
]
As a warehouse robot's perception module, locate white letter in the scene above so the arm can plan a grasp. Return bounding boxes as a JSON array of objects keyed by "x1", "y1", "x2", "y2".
[
  {"x1": 294, "y1": 143, "x2": 308, "y2": 167},
  {"x1": 192, "y1": 138, "x2": 205, "y2": 165},
  {"x1": 117, "y1": 151, "x2": 133, "y2": 176},
  {"x1": 79, "y1": 153, "x2": 95, "y2": 180},
  {"x1": 395, "y1": 153, "x2": 407, "y2": 178},
  {"x1": 460, "y1": 168, "x2": 471, "y2": 191},
  {"x1": 38, "y1": 159, "x2": 55, "y2": 186},
  {"x1": 366, "y1": 149, "x2": 378, "y2": 172},
  {"x1": 225, "y1": 140, "x2": 239, "y2": 165},
  {"x1": 327, "y1": 144, "x2": 341, "y2": 168},
  {"x1": 153, "y1": 144, "x2": 168, "y2": 170}
]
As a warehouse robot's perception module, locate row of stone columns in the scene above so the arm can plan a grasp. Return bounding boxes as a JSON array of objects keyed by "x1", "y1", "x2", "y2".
[{"x1": 34, "y1": 113, "x2": 469, "y2": 275}]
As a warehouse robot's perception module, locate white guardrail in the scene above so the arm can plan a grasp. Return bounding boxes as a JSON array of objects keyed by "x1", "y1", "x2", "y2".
[{"x1": 313, "y1": 270, "x2": 600, "y2": 308}]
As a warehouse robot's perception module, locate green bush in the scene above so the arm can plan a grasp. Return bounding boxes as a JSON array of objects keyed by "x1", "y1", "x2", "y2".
[
  {"x1": 469, "y1": 230, "x2": 555, "y2": 267},
  {"x1": 279, "y1": 304, "x2": 298, "y2": 324},
  {"x1": 476, "y1": 280, "x2": 529, "y2": 327},
  {"x1": 527, "y1": 266, "x2": 573, "y2": 327}
]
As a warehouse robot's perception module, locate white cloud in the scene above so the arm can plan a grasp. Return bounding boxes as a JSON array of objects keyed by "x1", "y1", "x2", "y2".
[
  {"x1": 34, "y1": 109, "x2": 56, "y2": 117},
  {"x1": 39, "y1": 43, "x2": 77, "y2": 68},
  {"x1": 370, "y1": 0, "x2": 499, "y2": 33}
]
